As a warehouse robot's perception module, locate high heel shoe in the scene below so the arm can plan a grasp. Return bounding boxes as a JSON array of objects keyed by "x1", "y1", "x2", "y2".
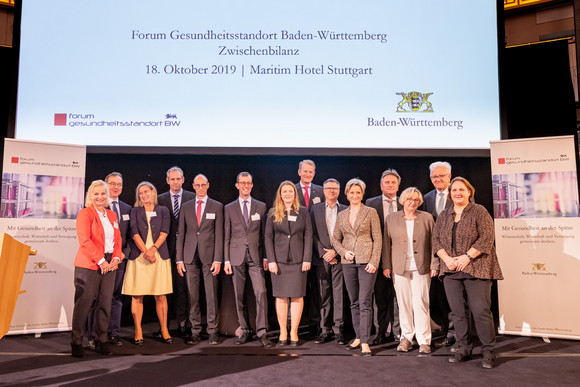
[
  {"x1": 133, "y1": 338, "x2": 144, "y2": 345},
  {"x1": 163, "y1": 337, "x2": 173, "y2": 344},
  {"x1": 290, "y1": 340, "x2": 299, "y2": 347},
  {"x1": 346, "y1": 341, "x2": 361, "y2": 350},
  {"x1": 277, "y1": 339, "x2": 288, "y2": 347}
]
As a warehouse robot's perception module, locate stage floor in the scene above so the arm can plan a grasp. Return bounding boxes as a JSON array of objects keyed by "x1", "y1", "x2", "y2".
[{"x1": 1, "y1": 322, "x2": 579, "y2": 386}]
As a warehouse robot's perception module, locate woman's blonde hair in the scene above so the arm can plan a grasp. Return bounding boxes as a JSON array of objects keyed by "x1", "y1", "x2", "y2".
[
  {"x1": 84, "y1": 180, "x2": 109, "y2": 207},
  {"x1": 134, "y1": 181, "x2": 158, "y2": 207},
  {"x1": 399, "y1": 187, "x2": 424, "y2": 206},
  {"x1": 271, "y1": 180, "x2": 300, "y2": 223}
]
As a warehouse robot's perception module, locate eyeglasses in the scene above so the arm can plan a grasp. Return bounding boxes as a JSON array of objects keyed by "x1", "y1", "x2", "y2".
[
  {"x1": 193, "y1": 183, "x2": 208, "y2": 188},
  {"x1": 323, "y1": 187, "x2": 339, "y2": 191},
  {"x1": 405, "y1": 198, "x2": 421, "y2": 203},
  {"x1": 108, "y1": 182, "x2": 123, "y2": 187},
  {"x1": 237, "y1": 182, "x2": 253, "y2": 186},
  {"x1": 430, "y1": 174, "x2": 449, "y2": 179}
]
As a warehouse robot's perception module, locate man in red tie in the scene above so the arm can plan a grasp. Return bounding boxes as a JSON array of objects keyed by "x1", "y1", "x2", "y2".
[
  {"x1": 294, "y1": 159, "x2": 326, "y2": 335},
  {"x1": 176, "y1": 174, "x2": 224, "y2": 346}
]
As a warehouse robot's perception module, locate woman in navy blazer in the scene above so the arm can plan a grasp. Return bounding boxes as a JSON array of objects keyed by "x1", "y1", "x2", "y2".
[
  {"x1": 122, "y1": 181, "x2": 172, "y2": 344},
  {"x1": 265, "y1": 180, "x2": 313, "y2": 346}
]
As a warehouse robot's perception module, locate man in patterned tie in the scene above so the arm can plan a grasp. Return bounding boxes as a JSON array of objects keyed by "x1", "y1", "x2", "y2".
[
  {"x1": 365, "y1": 169, "x2": 403, "y2": 345},
  {"x1": 223, "y1": 172, "x2": 273, "y2": 348},
  {"x1": 294, "y1": 159, "x2": 325, "y2": 335},
  {"x1": 176, "y1": 174, "x2": 224, "y2": 345},
  {"x1": 422, "y1": 161, "x2": 457, "y2": 350},
  {"x1": 158, "y1": 166, "x2": 196, "y2": 338}
]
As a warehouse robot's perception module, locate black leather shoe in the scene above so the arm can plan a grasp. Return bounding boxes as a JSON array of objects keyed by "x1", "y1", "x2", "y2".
[
  {"x1": 314, "y1": 332, "x2": 332, "y2": 344},
  {"x1": 434, "y1": 336, "x2": 455, "y2": 348},
  {"x1": 482, "y1": 353, "x2": 496, "y2": 369},
  {"x1": 260, "y1": 335, "x2": 274, "y2": 348},
  {"x1": 98, "y1": 341, "x2": 112, "y2": 355},
  {"x1": 71, "y1": 344, "x2": 85, "y2": 358},
  {"x1": 277, "y1": 339, "x2": 288, "y2": 347},
  {"x1": 361, "y1": 350, "x2": 372, "y2": 357},
  {"x1": 185, "y1": 335, "x2": 200, "y2": 345},
  {"x1": 236, "y1": 331, "x2": 251, "y2": 345},
  {"x1": 448, "y1": 353, "x2": 470, "y2": 363},
  {"x1": 290, "y1": 340, "x2": 299, "y2": 347},
  {"x1": 132, "y1": 338, "x2": 144, "y2": 346},
  {"x1": 208, "y1": 333, "x2": 219, "y2": 345},
  {"x1": 178, "y1": 326, "x2": 190, "y2": 338},
  {"x1": 163, "y1": 337, "x2": 173, "y2": 344},
  {"x1": 371, "y1": 335, "x2": 388, "y2": 346},
  {"x1": 109, "y1": 335, "x2": 123, "y2": 346},
  {"x1": 335, "y1": 333, "x2": 346, "y2": 345}
]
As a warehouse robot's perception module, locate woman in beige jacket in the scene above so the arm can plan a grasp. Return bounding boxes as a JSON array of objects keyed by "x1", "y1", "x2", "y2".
[{"x1": 332, "y1": 178, "x2": 382, "y2": 356}]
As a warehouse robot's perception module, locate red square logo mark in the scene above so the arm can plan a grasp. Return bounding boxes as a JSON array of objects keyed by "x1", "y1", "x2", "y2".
[
  {"x1": 11, "y1": 157, "x2": 19, "y2": 164},
  {"x1": 498, "y1": 158, "x2": 505, "y2": 164},
  {"x1": 54, "y1": 113, "x2": 67, "y2": 126}
]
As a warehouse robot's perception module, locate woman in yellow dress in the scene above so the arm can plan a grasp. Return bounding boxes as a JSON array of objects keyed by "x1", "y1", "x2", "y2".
[{"x1": 123, "y1": 181, "x2": 173, "y2": 344}]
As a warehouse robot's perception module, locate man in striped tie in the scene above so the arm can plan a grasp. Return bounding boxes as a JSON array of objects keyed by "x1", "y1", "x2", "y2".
[{"x1": 158, "y1": 166, "x2": 196, "y2": 338}]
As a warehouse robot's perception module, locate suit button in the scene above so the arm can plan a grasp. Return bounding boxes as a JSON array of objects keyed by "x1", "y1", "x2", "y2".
[
  {"x1": 288, "y1": 235, "x2": 291, "y2": 238},
  {"x1": 197, "y1": 232, "x2": 200, "y2": 235}
]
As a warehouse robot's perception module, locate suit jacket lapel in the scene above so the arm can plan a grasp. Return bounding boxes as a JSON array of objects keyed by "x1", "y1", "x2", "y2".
[
  {"x1": 352, "y1": 206, "x2": 368, "y2": 232},
  {"x1": 234, "y1": 200, "x2": 247, "y2": 230}
]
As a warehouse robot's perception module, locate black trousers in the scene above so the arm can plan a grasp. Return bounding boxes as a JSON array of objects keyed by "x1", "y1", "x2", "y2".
[
  {"x1": 71, "y1": 266, "x2": 116, "y2": 345},
  {"x1": 343, "y1": 264, "x2": 377, "y2": 344},
  {"x1": 443, "y1": 276, "x2": 496, "y2": 355},
  {"x1": 317, "y1": 261, "x2": 344, "y2": 334}
]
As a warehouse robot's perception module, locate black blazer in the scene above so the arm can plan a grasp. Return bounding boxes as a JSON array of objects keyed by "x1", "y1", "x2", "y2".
[
  {"x1": 422, "y1": 189, "x2": 453, "y2": 221},
  {"x1": 224, "y1": 197, "x2": 267, "y2": 266},
  {"x1": 310, "y1": 201, "x2": 347, "y2": 264},
  {"x1": 158, "y1": 189, "x2": 196, "y2": 257},
  {"x1": 295, "y1": 183, "x2": 325, "y2": 208},
  {"x1": 176, "y1": 197, "x2": 224, "y2": 265},
  {"x1": 128, "y1": 205, "x2": 170, "y2": 260},
  {"x1": 110, "y1": 199, "x2": 132, "y2": 253},
  {"x1": 265, "y1": 207, "x2": 313, "y2": 264},
  {"x1": 365, "y1": 195, "x2": 403, "y2": 233}
]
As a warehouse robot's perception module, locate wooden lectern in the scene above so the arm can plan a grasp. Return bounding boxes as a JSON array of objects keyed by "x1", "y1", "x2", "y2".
[{"x1": 0, "y1": 233, "x2": 35, "y2": 340}]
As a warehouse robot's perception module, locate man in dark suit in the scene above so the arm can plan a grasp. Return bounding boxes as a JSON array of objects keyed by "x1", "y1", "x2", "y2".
[
  {"x1": 176, "y1": 174, "x2": 224, "y2": 345},
  {"x1": 422, "y1": 161, "x2": 457, "y2": 349},
  {"x1": 87, "y1": 172, "x2": 131, "y2": 348},
  {"x1": 310, "y1": 178, "x2": 347, "y2": 345},
  {"x1": 223, "y1": 172, "x2": 273, "y2": 348},
  {"x1": 158, "y1": 166, "x2": 196, "y2": 337},
  {"x1": 295, "y1": 159, "x2": 325, "y2": 334},
  {"x1": 365, "y1": 169, "x2": 403, "y2": 345}
]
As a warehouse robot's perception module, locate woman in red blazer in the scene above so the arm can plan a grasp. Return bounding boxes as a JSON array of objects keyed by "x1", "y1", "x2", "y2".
[{"x1": 71, "y1": 180, "x2": 122, "y2": 358}]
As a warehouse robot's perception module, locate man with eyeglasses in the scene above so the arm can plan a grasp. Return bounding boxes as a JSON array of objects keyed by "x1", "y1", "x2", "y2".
[
  {"x1": 87, "y1": 172, "x2": 132, "y2": 349},
  {"x1": 422, "y1": 161, "x2": 457, "y2": 350},
  {"x1": 310, "y1": 178, "x2": 348, "y2": 344},
  {"x1": 366, "y1": 169, "x2": 403, "y2": 345},
  {"x1": 158, "y1": 166, "x2": 196, "y2": 338},
  {"x1": 176, "y1": 174, "x2": 224, "y2": 345},
  {"x1": 223, "y1": 172, "x2": 273, "y2": 348}
]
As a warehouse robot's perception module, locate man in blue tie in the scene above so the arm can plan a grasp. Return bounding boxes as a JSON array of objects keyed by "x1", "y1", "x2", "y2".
[{"x1": 158, "y1": 166, "x2": 196, "y2": 337}]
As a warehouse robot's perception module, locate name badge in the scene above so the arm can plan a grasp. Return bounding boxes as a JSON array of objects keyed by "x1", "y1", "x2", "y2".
[
  {"x1": 288, "y1": 215, "x2": 297, "y2": 222},
  {"x1": 113, "y1": 221, "x2": 119, "y2": 229},
  {"x1": 313, "y1": 197, "x2": 321, "y2": 204},
  {"x1": 148, "y1": 211, "x2": 157, "y2": 217},
  {"x1": 122, "y1": 214, "x2": 130, "y2": 221},
  {"x1": 251, "y1": 213, "x2": 260, "y2": 221},
  {"x1": 206, "y1": 213, "x2": 216, "y2": 219}
]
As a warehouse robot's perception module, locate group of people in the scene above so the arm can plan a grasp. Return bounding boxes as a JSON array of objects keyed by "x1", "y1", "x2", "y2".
[{"x1": 70, "y1": 160, "x2": 503, "y2": 369}]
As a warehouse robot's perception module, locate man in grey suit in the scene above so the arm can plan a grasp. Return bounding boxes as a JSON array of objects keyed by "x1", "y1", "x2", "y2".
[
  {"x1": 365, "y1": 169, "x2": 403, "y2": 345},
  {"x1": 158, "y1": 166, "x2": 196, "y2": 337},
  {"x1": 87, "y1": 172, "x2": 131, "y2": 348},
  {"x1": 223, "y1": 172, "x2": 273, "y2": 348},
  {"x1": 422, "y1": 161, "x2": 457, "y2": 349},
  {"x1": 310, "y1": 178, "x2": 347, "y2": 345},
  {"x1": 295, "y1": 159, "x2": 325, "y2": 334},
  {"x1": 176, "y1": 174, "x2": 224, "y2": 345}
]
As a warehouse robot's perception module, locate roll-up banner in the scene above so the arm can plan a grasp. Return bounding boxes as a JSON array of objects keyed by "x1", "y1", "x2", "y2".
[
  {"x1": 0, "y1": 139, "x2": 86, "y2": 334},
  {"x1": 491, "y1": 135, "x2": 580, "y2": 340}
]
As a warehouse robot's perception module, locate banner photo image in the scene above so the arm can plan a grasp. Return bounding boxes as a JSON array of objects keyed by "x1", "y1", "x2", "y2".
[
  {"x1": 491, "y1": 135, "x2": 580, "y2": 339},
  {"x1": 0, "y1": 139, "x2": 86, "y2": 334}
]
